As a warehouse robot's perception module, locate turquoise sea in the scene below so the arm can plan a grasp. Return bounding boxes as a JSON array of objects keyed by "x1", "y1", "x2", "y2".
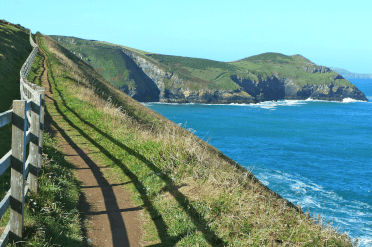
[{"x1": 145, "y1": 79, "x2": 372, "y2": 246}]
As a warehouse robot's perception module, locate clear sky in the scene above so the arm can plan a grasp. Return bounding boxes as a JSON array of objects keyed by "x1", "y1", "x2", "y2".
[{"x1": 2, "y1": 0, "x2": 371, "y2": 73}]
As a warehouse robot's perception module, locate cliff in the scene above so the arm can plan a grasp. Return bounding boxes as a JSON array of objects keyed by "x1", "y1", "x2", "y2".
[{"x1": 50, "y1": 36, "x2": 368, "y2": 103}]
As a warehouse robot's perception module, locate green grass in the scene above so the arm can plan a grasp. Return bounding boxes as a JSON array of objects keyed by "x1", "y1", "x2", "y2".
[
  {"x1": 40, "y1": 33, "x2": 356, "y2": 246},
  {"x1": 146, "y1": 54, "x2": 236, "y2": 71},
  {"x1": 48, "y1": 36, "x2": 140, "y2": 88},
  {"x1": 5, "y1": 133, "x2": 83, "y2": 246},
  {"x1": 240, "y1": 52, "x2": 295, "y2": 64},
  {"x1": 0, "y1": 21, "x2": 32, "y2": 158},
  {"x1": 0, "y1": 22, "x2": 32, "y2": 234},
  {"x1": 27, "y1": 51, "x2": 44, "y2": 86},
  {"x1": 232, "y1": 57, "x2": 354, "y2": 87}
]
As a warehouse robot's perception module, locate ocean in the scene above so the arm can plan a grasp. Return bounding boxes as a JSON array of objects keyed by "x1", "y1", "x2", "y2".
[{"x1": 145, "y1": 79, "x2": 372, "y2": 246}]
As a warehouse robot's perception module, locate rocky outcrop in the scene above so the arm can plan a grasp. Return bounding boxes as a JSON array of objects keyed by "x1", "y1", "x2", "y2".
[
  {"x1": 162, "y1": 88, "x2": 255, "y2": 104},
  {"x1": 283, "y1": 81, "x2": 367, "y2": 101},
  {"x1": 230, "y1": 75, "x2": 285, "y2": 101},
  {"x1": 116, "y1": 51, "x2": 161, "y2": 102},
  {"x1": 122, "y1": 50, "x2": 171, "y2": 101},
  {"x1": 280, "y1": 76, "x2": 367, "y2": 101},
  {"x1": 302, "y1": 66, "x2": 331, "y2": 73}
]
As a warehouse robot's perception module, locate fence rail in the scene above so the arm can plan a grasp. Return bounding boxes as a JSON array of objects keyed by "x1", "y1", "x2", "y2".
[{"x1": 0, "y1": 31, "x2": 45, "y2": 246}]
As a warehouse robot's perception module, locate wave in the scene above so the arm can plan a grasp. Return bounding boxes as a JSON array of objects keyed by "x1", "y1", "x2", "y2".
[
  {"x1": 359, "y1": 237, "x2": 372, "y2": 247},
  {"x1": 342, "y1": 98, "x2": 366, "y2": 103},
  {"x1": 254, "y1": 169, "x2": 372, "y2": 246},
  {"x1": 305, "y1": 97, "x2": 367, "y2": 103},
  {"x1": 247, "y1": 100, "x2": 307, "y2": 110},
  {"x1": 305, "y1": 98, "x2": 345, "y2": 103},
  {"x1": 142, "y1": 102, "x2": 196, "y2": 106},
  {"x1": 144, "y1": 100, "x2": 307, "y2": 109},
  {"x1": 144, "y1": 98, "x2": 368, "y2": 109}
]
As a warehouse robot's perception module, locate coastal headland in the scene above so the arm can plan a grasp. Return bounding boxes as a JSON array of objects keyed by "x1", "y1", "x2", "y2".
[{"x1": 52, "y1": 35, "x2": 368, "y2": 104}]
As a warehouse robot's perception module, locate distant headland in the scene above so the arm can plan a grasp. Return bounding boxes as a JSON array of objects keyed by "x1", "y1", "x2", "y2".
[
  {"x1": 52, "y1": 35, "x2": 368, "y2": 103},
  {"x1": 330, "y1": 67, "x2": 372, "y2": 79}
]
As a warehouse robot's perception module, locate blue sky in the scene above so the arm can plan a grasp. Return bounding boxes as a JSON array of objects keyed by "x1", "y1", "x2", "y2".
[{"x1": 2, "y1": 0, "x2": 371, "y2": 73}]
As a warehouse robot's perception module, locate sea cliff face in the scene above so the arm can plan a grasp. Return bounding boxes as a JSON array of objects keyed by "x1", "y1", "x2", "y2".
[
  {"x1": 283, "y1": 79, "x2": 367, "y2": 101},
  {"x1": 122, "y1": 50, "x2": 257, "y2": 103},
  {"x1": 123, "y1": 50, "x2": 257, "y2": 104},
  {"x1": 120, "y1": 50, "x2": 367, "y2": 103}
]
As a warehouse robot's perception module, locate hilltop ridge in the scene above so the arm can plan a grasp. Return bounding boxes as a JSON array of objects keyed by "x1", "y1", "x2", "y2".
[{"x1": 51, "y1": 35, "x2": 368, "y2": 103}]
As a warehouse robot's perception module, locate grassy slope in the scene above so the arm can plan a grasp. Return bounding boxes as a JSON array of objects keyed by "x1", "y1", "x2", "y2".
[
  {"x1": 0, "y1": 21, "x2": 32, "y2": 230},
  {"x1": 232, "y1": 53, "x2": 353, "y2": 87},
  {"x1": 41, "y1": 34, "x2": 356, "y2": 246},
  {"x1": 48, "y1": 36, "x2": 142, "y2": 89},
  {"x1": 0, "y1": 21, "x2": 83, "y2": 246},
  {"x1": 50, "y1": 35, "x2": 353, "y2": 93},
  {"x1": 0, "y1": 21, "x2": 32, "y2": 158}
]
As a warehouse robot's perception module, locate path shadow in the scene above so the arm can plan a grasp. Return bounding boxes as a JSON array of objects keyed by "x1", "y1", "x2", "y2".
[
  {"x1": 47, "y1": 95, "x2": 184, "y2": 246},
  {"x1": 47, "y1": 67, "x2": 226, "y2": 246},
  {"x1": 44, "y1": 108, "x2": 90, "y2": 246},
  {"x1": 48, "y1": 110, "x2": 134, "y2": 246}
]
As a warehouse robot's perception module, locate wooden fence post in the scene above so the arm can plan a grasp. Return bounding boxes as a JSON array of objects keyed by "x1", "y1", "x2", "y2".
[
  {"x1": 29, "y1": 92, "x2": 41, "y2": 192},
  {"x1": 37, "y1": 89, "x2": 45, "y2": 172},
  {"x1": 9, "y1": 100, "x2": 27, "y2": 242}
]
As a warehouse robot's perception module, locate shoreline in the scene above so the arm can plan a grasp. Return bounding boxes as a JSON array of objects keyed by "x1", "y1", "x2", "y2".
[{"x1": 142, "y1": 97, "x2": 368, "y2": 106}]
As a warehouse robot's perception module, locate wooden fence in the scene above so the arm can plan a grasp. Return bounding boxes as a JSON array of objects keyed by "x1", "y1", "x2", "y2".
[{"x1": 0, "y1": 31, "x2": 45, "y2": 245}]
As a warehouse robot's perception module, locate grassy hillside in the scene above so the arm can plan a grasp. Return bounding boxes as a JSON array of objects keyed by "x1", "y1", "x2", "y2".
[
  {"x1": 0, "y1": 20, "x2": 32, "y2": 157},
  {"x1": 49, "y1": 36, "x2": 146, "y2": 89},
  {"x1": 51, "y1": 35, "x2": 354, "y2": 94},
  {"x1": 0, "y1": 21, "x2": 83, "y2": 246},
  {"x1": 41, "y1": 34, "x2": 356, "y2": 245},
  {"x1": 0, "y1": 21, "x2": 32, "y2": 224},
  {"x1": 231, "y1": 53, "x2": 353, "y2": 87}
]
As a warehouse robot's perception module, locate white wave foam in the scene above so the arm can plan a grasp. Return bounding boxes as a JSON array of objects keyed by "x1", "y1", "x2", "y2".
[
  {"x1": 145, "y1": 98, "x2": 368, "y2": 108},
  {"x1": 306, "y1": 98, "x2": 344, "y2": 103},
  {"x1": 343, "y1": 98, "x2": 364, "y2": 103},
  {"x1": 290, "y1": 180, "x2": 307, "y2": 194},
  {"x1": 305, "y1": 97, "x2": 366, "y2": 103},
  {"x1": 145, "y1": 100, "x2": 307, "y2": 108},
  {"x1": 249, "y1": 100, "x2": 306, "y2": 110},
  {"x1": 358, "y1": 237, "x2": 372, "y2": 247},
  {"x1": 253, "y1": 168, "x2": 371, "y2": 246}
]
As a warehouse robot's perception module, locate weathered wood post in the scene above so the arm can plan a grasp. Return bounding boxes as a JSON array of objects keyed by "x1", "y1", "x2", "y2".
[
  {"x1": 37, "y1": 89, "x2": 45, "y2": 172},
  {"x1": 9, "y1": 100, "x2": 27, "y2": 241},
  {"x1": 29, "y1": 92, "x2": 41, "y2": 192}
]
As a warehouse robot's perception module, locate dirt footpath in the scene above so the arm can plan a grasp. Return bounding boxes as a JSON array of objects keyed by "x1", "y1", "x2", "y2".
[{"x1": 40, "y1": 45, "x2": 143, "y2": 247}]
